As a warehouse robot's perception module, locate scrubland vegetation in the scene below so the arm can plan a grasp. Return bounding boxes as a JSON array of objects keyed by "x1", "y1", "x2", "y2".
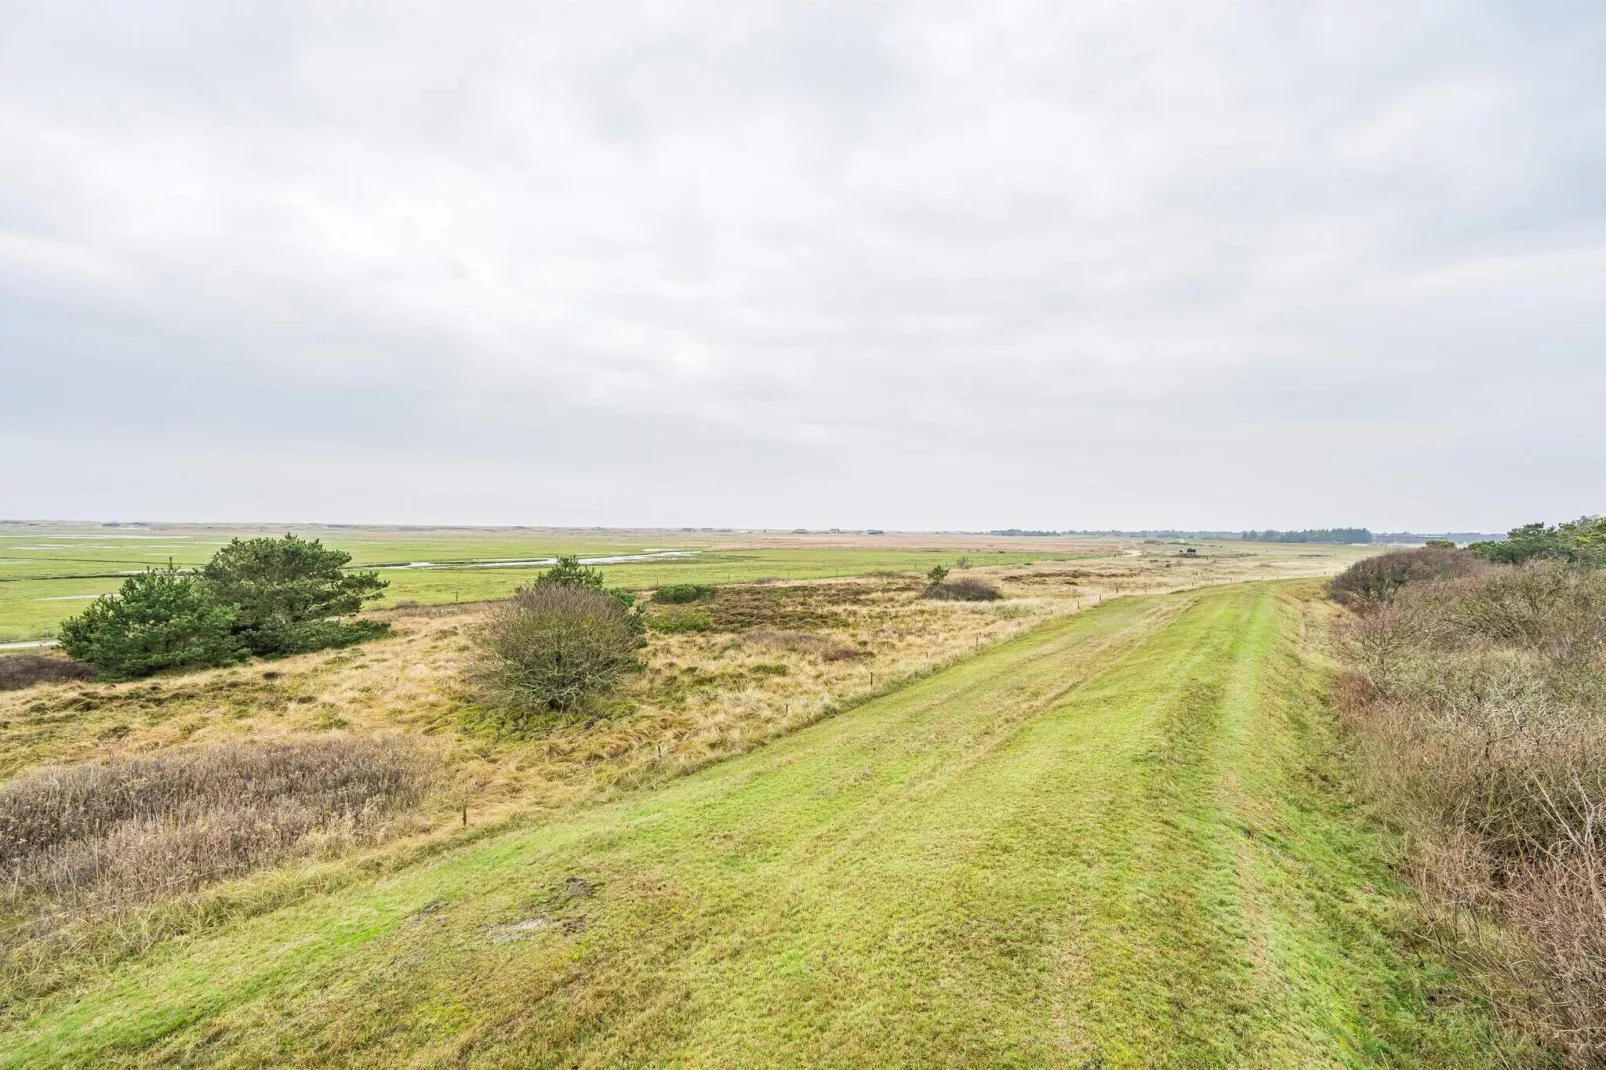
[
  {"x1": 1331, "y1": 520, "x2": 1606, "y2": 1065},
  {"x1": 1, "y1": 532, "x2": 1446, "y2": 1064},
  {"x1": 1328, "y1": 545, "x2": 1480, "y2": 605},
  {"x1": 650, "y1": 583, "x2": 717, "y2": 604},
  {"x1": 0, "y1": 581, "x2": 1539, "y2": 1066}
]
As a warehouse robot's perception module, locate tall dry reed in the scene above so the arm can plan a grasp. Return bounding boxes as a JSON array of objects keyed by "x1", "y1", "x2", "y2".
[{"x1": 1, "y1": 738, "x2": 433, "y2": 965}]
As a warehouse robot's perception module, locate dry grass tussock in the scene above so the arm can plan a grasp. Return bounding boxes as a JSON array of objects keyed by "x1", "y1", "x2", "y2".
[{"x1": 1334, "y1": 560, "x2": 1606, "y2": 1064}]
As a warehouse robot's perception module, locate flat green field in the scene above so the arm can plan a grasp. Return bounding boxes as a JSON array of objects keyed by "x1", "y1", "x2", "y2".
[
  {"x1": 0, "y1": 525, "x2": 1109, "y2": 642},
  {"x1": 5, "y1": 582, "x2": 1530, "y2": 1067},
  {"x1": 0, "y1": 523, "x2": 1374, "y2": 643},
  {"x1": 0, "y1": 547, "x2": 1075, "y2": 642}
]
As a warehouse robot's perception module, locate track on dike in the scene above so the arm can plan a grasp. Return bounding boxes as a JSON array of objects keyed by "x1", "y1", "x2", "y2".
[{"x1": 11, "y1": 582, "x2": 1521, "y2": 1067}]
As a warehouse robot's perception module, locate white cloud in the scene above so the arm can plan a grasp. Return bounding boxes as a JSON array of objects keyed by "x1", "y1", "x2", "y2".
[{"x1": 2, "y1": 0, "x2": 1603, "y2": 530}]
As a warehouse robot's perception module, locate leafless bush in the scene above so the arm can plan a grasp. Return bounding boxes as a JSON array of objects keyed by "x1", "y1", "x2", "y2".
[
  {"x1": 0, "y1": 654, "x2": 95, "y2": 691},
  {"x1": 467, "y1": 585, "x2": 640, "y2": 727},
  {"x1": 1328, "y1": 546, "x2": 1482, "y2": 606},
  {"x1": 1334, "y1": 560, "x2": 1606, "y2": 1062},
  {"x1": 0, "y1": 738, "x2": 431, "y2": 918},
  {"x1": 922, "y1": 579, "x2": 1002, "y2": 602},
  {"x1": 1507, "y1": 843, "x2": 1606, "y2": 1064}
]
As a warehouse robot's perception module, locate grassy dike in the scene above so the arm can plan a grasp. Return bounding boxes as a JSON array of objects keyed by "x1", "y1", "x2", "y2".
[{"x1": 8, "y1": 583, "x2": 1535, "y2": 1067}]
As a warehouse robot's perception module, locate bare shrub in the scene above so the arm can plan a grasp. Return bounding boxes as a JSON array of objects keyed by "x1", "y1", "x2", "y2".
[
  {"x1": 1507, "y1": 846, "x2": 1606, "y2": 1063},
  {"x1": 0, "y1": 655, "x2": 95, "y2": 691},
  {"x1": 468, "y1": 585, "x2": 640, "y2": 726},
  {"x1": 1328, "y1": 546, "x2": 1481, "y2": 606},
  {"x1": 1334, "y1": 559, "x2": 1606, "y2": 1062},
  {"x1": 0, "y1": 738, "x2": 431, "y2": 915},
  {"x1": 922, "y1": 579, "x2": 1002, "y2": 602}
]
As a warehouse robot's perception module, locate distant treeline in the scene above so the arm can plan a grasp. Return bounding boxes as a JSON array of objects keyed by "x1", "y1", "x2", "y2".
[
  {"x1": 1240, "y1": 528, "x2": 1372, "y2": 544},
  {"x1": 988, "y1": 528, "x2": 1373, "y2": 543},
  {"x1": 991, "y1": 529, "x2": 1252, "y2": 539},
  {"x1": 1375, "y1": 532, "x2": 1506, "y2": 545}
]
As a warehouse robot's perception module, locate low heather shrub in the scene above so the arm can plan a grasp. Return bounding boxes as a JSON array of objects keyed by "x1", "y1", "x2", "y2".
[
  {"x1": 740, "y1": 631, "x2": 864, "y2": 662},
  {"x1": 0, "y1": 655, "x2": 95, "y2": 691},
  {"x1": 649, "y1": 610, "x2": 713, "y2": 634},
  {"x1": 651, "y1": 584, "x2": 717, "y2": 605},
  {"x1": 922, "y1": 580, "x2": 1002, "y2": 602}
]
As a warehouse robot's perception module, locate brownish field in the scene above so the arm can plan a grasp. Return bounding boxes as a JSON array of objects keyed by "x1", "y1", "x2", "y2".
[{"x1": 1, "y1": 547, "x2": 1356, "y2": 821}]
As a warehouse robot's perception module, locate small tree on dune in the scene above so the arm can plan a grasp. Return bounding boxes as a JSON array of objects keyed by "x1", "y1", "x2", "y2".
[
  {"x1": 59, "y1": 536, "x2": 392, "y2": 679},
  {"x1": 535, "y1": 554, "x2": 608, "y2": 591},
  {"x1": 202, "y1": 534, "x2": 389, "y2": 656},
  {"x1": 57, "y1": 567, "x2": 247, "y2": 679},
  {"x1": 536, "y1": 555, "x2": 645, "y2": 642}
]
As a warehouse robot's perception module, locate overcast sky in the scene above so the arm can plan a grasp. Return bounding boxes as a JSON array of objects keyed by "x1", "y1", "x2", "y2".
[{"x1": 3, "y1": 1, "x2": 1603, "y2": 531}]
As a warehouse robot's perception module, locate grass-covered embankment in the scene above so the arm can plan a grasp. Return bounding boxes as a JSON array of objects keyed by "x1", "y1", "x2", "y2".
[{"x1": 6, "y1": 583, "x2": 1531, "y2": 1066}]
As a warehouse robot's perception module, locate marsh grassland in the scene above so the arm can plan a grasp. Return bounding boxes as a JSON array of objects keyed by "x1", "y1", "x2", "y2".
[
  {"x1": 3, "y1": 534, "x2": 1492, "y2": 1068},
  {"x1": 1, "y1": 579, "x2": 1540, "y2": 1067},
  {"x1": 0, "y1": 521, "x2": 1365, "y2": 641}
]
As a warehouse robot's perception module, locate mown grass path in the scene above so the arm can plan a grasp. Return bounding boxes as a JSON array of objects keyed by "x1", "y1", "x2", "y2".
[{"x1": 10, "y1": 584, "x2": 1520, "y2": 1067}]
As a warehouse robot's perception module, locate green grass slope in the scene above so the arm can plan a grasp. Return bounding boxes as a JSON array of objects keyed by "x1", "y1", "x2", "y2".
[{"x1": 9, "y1": 584, "x2": 1530, "y2": 1067}]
